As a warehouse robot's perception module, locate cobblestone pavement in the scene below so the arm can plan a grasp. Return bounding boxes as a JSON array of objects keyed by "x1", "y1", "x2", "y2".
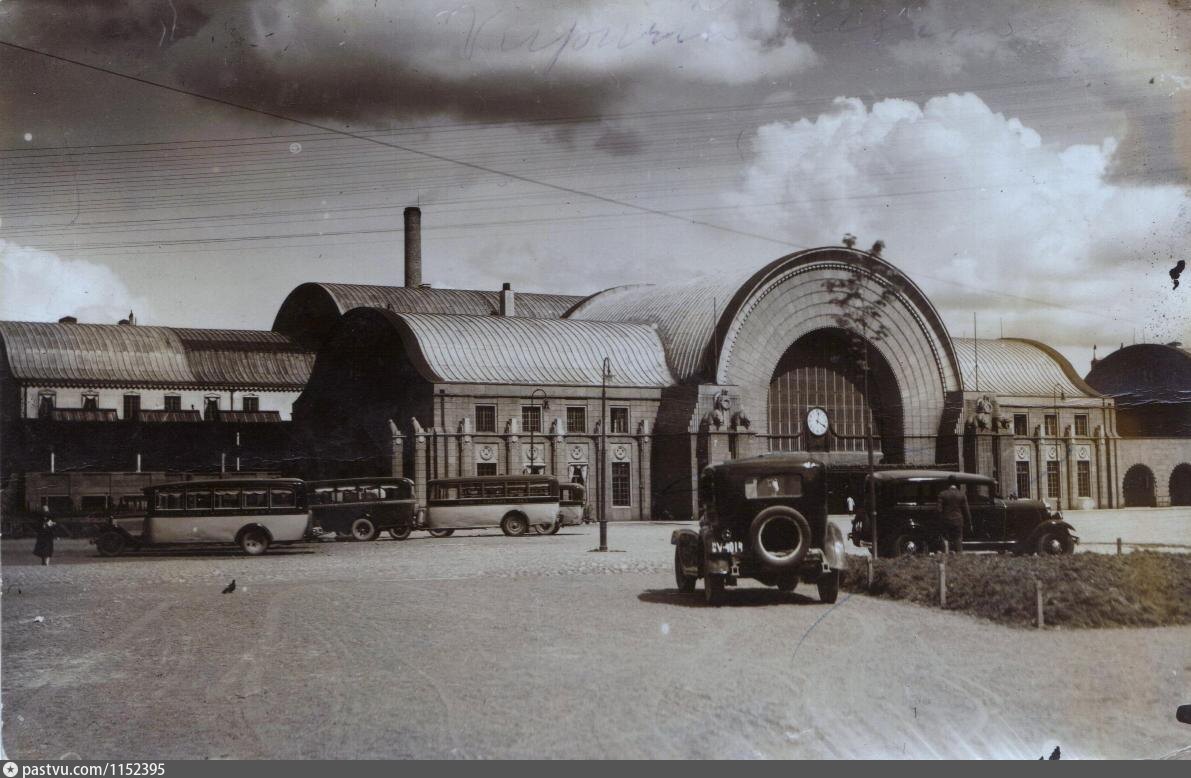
[{"x1": 2, "y1": 519, "x2": 1189, "y2": 759}]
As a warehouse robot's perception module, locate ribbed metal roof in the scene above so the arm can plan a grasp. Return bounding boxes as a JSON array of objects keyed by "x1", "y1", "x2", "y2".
[
  {"x1": 566, "y1": 277, "x2": 745, "y2": 382},
  {"x1": 0, "y1": 321, "x2": 314, "y2": 389},
  {"x1": 382, "y1": 312, "x2": 674, "y2": 387},
  {"x1": 952, "y1": 338, "x2": 1097, "y2": 397},
  {"x1": 1085, "y1": 343, "x2": 1191, "y2": 405},
  {"x1": 314, "y1": 283, "x2": 583, "y2": 318}
]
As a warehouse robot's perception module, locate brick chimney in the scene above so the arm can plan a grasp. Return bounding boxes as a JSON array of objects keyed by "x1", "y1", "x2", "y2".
[
  {"x1": 403, "y1": 206, "x2": 422, "y2": 288},
  {"x1": 500, "y1": 282, "x2": 515, "y2": 316}
]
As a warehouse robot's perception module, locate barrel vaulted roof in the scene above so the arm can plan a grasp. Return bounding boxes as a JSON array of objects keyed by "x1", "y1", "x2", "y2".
[
  {"x1": 952, "y1": 337, "x2": 1098, "y2": 398},
  {"x1": 0, "y1": 321, "x2": 314, "y2": 389},
  {"x1": 367, "y1": 311, "x2": 674, "y2": 388}
]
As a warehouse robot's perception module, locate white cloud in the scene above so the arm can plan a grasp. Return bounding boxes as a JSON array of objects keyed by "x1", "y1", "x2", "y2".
[
  {"x1": 725, "y1": 93, "x2": 1191, "y2": 358},
  {"x1": 0, "y1": 241, "x2": 154, "y2": 324}
]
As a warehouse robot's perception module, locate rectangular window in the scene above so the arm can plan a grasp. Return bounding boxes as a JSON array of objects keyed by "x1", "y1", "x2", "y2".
[
  {"x1": 476, "y1": 463, "x2": 498, "y2": 477},
  {"x1": 461, "y1": 482, "x2": 485, "y2": 498},
  {"x1": 270, "y1": 488, "x2": 297, "y2": 508},
  {"x1": 483, "y1": 481, "x2": 507, "y2": 498},
  {"x1": 507, "y1": 482, "x2": 528, "y2": 498},
  {"x1": 1044, "y1": 414, "x2": 1057, "y2": 436},
  {"x1": 80, "y1": 495, "x2": 109, "y2": 513},
  {"x1": 186, "y1": 490, "x2": 212, "y2": 510},
  {"x1": 1013, "y1": 414, "x2": 1028, "y2": 436},
  {"x1": 1046, "y1": 461, "x2": 1061, "y2": 498},
  {"x1": 1077, "y1": 460, "x2": 1091, "y2": 497},
  {"x1": 744, "y1": 474, "x2": 802, "y2": 499},
  {"x1": 82, "y1": 394, "x2": 99, "y2": 411},
  {"x1": 566, "y1": 406, "x2": 587, "y2": 434},
  {"x1": 1074, "y1": 414, "x2": 1089, "y2": 436},
  {"x1": 42, "y1": 496, "x2": 73, "y2": 514},
  {"x1": 610, "y1": 407, "x2": 629, "y2": 434},
  {"x1": 242, "y1": 396, "x2": 260, "y2": 412},
  {"x1": 475, "y1": 405, "x2": 496, "y2": 433},
  {"x1": 204, "y1": 397, "x2": 219, "y2": 420},
  {"x1": 38, "y1": 393, "x2": 55, "y2": 418},
  {"x1": 1015, "y1": 461, "x2": 1031, "y2": 499},
  {"x1": 214, "y1": 489, "x2": 240, "y2": 509},
  {"x1": 521, "y1": 406, "x2": 542, "y2": 434},
  {"x1": 156, "y1": 490, "x2": 185, "y2": 510},
  {"x1": 123, "y1": 394, "x2": 140, "y2": 419},
  {"x1": 164, "y1": 395, "x2": 182, "y2": 411},
  {"x1": 243, "y1": 489, "x2": 268, "y2": 509},
  {"x1": 612, "y1": 462, "x2": 631, "y2": 506}
]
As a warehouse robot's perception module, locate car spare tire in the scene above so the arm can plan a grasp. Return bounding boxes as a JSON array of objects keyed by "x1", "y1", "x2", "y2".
[{"x1": 748, "y1": 506, "x2": 811, "y2": 570}]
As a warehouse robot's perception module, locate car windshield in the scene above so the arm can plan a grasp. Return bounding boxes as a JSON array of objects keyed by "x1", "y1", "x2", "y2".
[{"x1": 744, "y1": 473, "x2": 802, "y2": 499}]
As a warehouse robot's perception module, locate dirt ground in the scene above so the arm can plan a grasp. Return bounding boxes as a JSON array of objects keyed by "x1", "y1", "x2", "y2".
[{"x1": 2, "y1": 521, "x2": 1189, "y2": 759}]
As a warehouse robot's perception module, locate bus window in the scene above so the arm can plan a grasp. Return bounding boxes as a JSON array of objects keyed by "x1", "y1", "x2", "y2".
[
  {"x1": 244, "y1": 489, "x2": 268, "y2": 509},
  {"x1": 270, "y1": 488, "x2": 297, "y2": 509},
  {"x1": 359, "y1": 486, "x2": 381, "y2": 501},
  {"x1": 483, "y1": 481, "x2": 507, "y2": 498},
  {"x1": 214, "y1": 489, "x2": 240, "y2": 509},
  {"x1": 461, "y1": 482, "x2": 484, "y2": 499},
  {"x1": 382, "y1": 485, "x2": 406, "y2": 500},
  {"x1": 507, "y1": 482, "x2": 528, "y2": 497},
  {"x1": 527, "y1": 481, "x2": 552, "y2": 497},
  {"x1": 341, "y1": 488, "x2": 359, "y2": 503},
  {"x1": 187, "y1": 490, "x2": 213, "y2": 510},
  {"x1": 433, "y1": 484, "x2": 458, "y2": 501},
  {"x1": 156, "y1": 489, "x2": 185, "y2": 510},
  {"x1": 312, "y1": 488, "x2": 335, "y2": 505}
]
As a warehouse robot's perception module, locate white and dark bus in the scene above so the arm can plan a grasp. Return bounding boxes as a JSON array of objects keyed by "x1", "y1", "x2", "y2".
[{"x1": 424, "y1": 475, "x2": 564, "y2": 537}]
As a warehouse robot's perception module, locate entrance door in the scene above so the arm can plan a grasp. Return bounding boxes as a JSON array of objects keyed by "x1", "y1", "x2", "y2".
[
  {"x1": 1122, "y1": 464, "x2": 1156, "y2": 507},
  {"x1": 1169, "y1": 464, "x2": 1191, "y2": 506}
]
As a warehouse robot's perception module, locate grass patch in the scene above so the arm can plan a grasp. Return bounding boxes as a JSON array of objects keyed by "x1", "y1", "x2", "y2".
[{"x1": 842, "y1": 552, "x2": 1191, "y2": 628}]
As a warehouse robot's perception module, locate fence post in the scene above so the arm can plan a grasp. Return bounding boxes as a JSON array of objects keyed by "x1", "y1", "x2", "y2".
[
  {"x1": 1035, "y1": 579, "x2": 1044, "y2": 628},
  {"x1": 1116, "y1": 537, "x2": 1122, "y2": 555},
  {"x1": 939, "y1": 559, "x2": 947, "y2": 609}
]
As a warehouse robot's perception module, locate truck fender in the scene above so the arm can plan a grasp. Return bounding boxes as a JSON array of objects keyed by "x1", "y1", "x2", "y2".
[
  {"x1": 671, "y1": 528, "x2": 703, "y2": 577},
  {"x1": 822, "y1": 522, "x2": 848, "y2": 570},
  {"x1": 670, "y1": 528, "x2": 700, "y2": 546}
]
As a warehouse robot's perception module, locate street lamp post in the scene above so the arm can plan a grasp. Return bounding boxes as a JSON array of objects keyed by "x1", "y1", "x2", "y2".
[
  {"x1": 598, "y1": 357, "x2": 614, "y2": 552},
  {"x1": 1052, "y1": 383, "x2": 1065, "y2": 510},
  {"x1": 528, "y1": 388, "x2": 547, "y2": 475}
]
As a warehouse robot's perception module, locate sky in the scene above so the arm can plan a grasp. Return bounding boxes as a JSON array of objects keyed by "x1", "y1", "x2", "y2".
[{"x1": 1, "y1": 0, "x2": 1189, "y2": 374}]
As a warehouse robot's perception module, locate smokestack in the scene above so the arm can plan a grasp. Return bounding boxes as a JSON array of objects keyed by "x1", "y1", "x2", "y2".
[
  {"x1": 500, "y1": 282, "x2": 515, "y2": 317},
  {"x1": 404, "y1": 207, "x2": 422, "y2": 288}
]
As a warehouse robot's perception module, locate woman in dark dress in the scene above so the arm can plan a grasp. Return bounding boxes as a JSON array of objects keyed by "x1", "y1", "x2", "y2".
[{"x1": 33, "y1": 507, "x2": 56, "y2": 566}]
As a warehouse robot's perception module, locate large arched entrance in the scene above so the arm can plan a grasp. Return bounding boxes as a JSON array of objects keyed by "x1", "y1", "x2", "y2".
[
  {"x1": 1169, "y1": 464, "x2": 1191, "y2": 506},
  {"x1": 767, "y1": 329, "x2": 903, "y2": 458},
  {"x1": 1122, "y1": 464, "x2": 1157, "y2": 507}
]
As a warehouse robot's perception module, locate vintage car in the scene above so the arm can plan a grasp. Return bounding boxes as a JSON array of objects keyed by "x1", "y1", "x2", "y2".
[
  {"x1": 671, "y1": 453, "x2": 848, "y2": 606},
  {"x1": 848, "y1": 470, "x2": 1078, "y2": 557},
  {"x1": 94, "y1": 478, "x2": 312, "y2": 556},
  {"x1": 307, "y1": 477, "x2": 418, "y2": 541}
]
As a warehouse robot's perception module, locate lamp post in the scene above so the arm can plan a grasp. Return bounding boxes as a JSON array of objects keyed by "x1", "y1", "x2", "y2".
[
  {"x1": 1053, "y1": 383, "x2": 1065, "y2": 510},
  {"x1": 528, "y1": 388, "x2": 547, "y2": 475},
  {"x1": 598, "y1": 357, "x2": 614, "y2": 552}
]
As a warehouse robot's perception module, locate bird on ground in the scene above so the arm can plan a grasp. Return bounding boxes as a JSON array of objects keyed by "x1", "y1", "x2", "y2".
[
  {"x1": 1170, "y1": 260, "x2": 1185, "y2": 289},
  {"x1": 222, "y1": 579, "x2": 236, "y2": 594}
]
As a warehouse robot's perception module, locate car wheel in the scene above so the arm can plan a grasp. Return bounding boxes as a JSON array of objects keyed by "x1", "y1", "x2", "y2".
[
  {"x1": 704, "y1": 574, "x2": 727, "y2": 606},
  {"x1": 239, "y1": 528, "x2": 270, "y2": 556},
  {"x1": 1037, "y1": 530, "x2": 1074, "y2": 556},
  {"x1": 892, "y1": 534, "x2": 924, "y2": 557},
  {"x1": 427, "y1": 528, "x2": 455, "y2": 538},
  {"x1": 817, "y1": 570, "x2": 841, "y2": 604},
  {"x1": 389, "y1": 525, "x2": 412, "y2": 541},
  {"x1": 501, "y1": 513, "x2": 528, "y2": 537},
  {"x1": 96, "y1": 530, "x2": 126, "y2": 557},
  {"x1": 674, "y1": 545, "x2": 698, "y2": 593},
  {"x1": 776, "y1": 576, "x2": 798, "y2": 593},
  {"x1": 748, "y1": 506, "x2": 811, "y2": 570},
  {"x1": 351, "y1": 517, "x2": 378, "y2": 542}
]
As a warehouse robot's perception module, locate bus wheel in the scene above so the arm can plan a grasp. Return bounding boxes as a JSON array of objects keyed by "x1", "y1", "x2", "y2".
[
  {"x1": 96, "y1": 530, "x2": 126, "y2": 557},
  {"x1": 389, "y1": 525, "x2": 412, "y2": 541},
  {"x1": 428, "y1": 528, "x2": 455, "y2": 538},
  {"x1": 351, "y1": 517, "x2": 378, "y2": 542},
  {"x1": 501, "y1": 513, "x2": 528, "y2": 537},
  {"x1": 533, "y1": 523, "x2": 554, "y2": 535},
  {"x1": 239, "y1": 528, "x2": 270, "y2": 556}
]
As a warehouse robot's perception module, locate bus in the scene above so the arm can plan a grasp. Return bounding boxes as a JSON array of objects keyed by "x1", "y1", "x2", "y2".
[
  {"x1": 543, "y1": 482, "x2": 588, "y2": 534},
  {"x1": 424, "y1": 475, "x2": 564, "y2": 537},
  {"x1": 307, "y1": 477, "x2": 418, "y2": 541},
  {"x1": 94, "y1": 478, "x2": 310, "y2": 556}
]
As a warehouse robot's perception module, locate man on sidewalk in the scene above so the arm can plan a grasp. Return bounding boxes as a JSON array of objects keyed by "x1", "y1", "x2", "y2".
[{"x1": 937, "y1": 476, "x2": 971, "y2": 554}]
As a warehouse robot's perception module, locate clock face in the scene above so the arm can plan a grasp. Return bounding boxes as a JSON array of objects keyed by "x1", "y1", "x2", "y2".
[{"x1": 806, "y1": 408, "x2": 830, "y2": 437}]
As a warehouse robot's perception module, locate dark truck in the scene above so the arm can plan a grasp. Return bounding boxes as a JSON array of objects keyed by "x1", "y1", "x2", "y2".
[
  {"x1": 671, "y1": 453, "x2": 848, "y2": 606},
  {"x1": 848, "y1": 470, "x2": 1078, "y2": 557}
]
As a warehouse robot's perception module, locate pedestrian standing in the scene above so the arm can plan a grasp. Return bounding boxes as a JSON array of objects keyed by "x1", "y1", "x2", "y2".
[
  {"x1": 33, "y1": 505, "x2": 57, "y2": 566},
  {"x1": 846, "y1": 493, "x2": 856, "y2": 515},
  {"x1": 936, "y1": 476, "x2": 970, "y2": 554}
]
